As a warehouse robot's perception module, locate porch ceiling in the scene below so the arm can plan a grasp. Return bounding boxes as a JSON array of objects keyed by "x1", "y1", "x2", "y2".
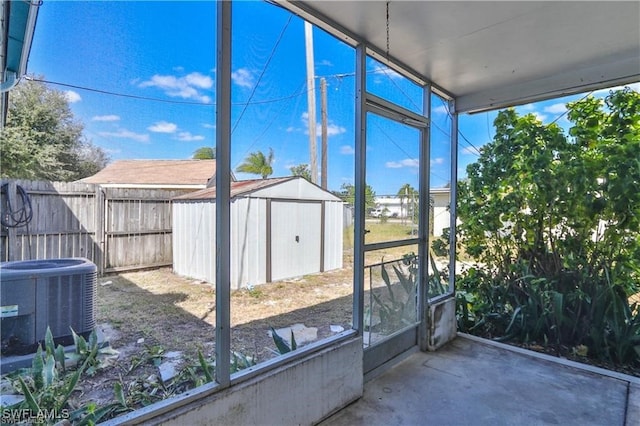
[{"x1": 286, "y1": 1, "x2": 640, "y2": 113}]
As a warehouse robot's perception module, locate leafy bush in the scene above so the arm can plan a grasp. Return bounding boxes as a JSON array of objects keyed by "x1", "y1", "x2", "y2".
[{"x1": 456, "y1": 88, "x2": 640, "y2": 367}]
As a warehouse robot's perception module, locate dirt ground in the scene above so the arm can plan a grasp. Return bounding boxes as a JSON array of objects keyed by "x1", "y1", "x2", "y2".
[{"x1": 76, "y1": 266, "x2": 354, "y2": 412}]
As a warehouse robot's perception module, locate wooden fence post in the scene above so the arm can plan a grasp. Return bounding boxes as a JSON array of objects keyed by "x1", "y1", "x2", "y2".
[
  {"x1": 6, "y1": 181, "x2": 18, "y2": 261},
  {"x1": 95, "y1": 185, "x2": 105, "y2": 275}
]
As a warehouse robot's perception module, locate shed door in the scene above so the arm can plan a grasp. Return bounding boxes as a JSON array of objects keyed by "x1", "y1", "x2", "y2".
[{"x1": 270, "y1": 201, "x2": 321, "y2": 281}]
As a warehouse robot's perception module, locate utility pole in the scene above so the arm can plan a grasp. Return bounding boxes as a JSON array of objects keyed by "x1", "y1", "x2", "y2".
[
  {"x1": 304, "y1": 21, "x2": 318, "y2": 184},
  {"x1": 320, "y1": 77, "x2": 328, "y2": 189}
]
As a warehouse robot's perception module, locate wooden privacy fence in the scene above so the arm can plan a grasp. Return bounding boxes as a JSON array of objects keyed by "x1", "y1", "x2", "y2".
[{"x1": 0, "y1": 180, "x2": 191, "y2": 275}]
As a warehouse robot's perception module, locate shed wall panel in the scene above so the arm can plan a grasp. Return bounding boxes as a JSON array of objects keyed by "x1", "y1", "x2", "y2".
[
  {"x1": 231, "y1": 197, "x2": 267, "y2": 290},
  {"x1": 173, "y1": 201, "x2": 216, "y2": 283},
  {"x1": 323, "y1": 201, "x2": 344, "y2": 271}
]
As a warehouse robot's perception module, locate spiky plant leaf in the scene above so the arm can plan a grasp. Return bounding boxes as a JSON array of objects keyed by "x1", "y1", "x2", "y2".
[
  {"x1": 17, "y1": 376, "x2": 40, "y2": 412},
  {"x1": 114, "y1": 381, "x2": 127, "y2": 407},
  {"x1": 88, "y1": 329, "x2": 98, "y2": 351},
  {"x1": 31, "y1": 344, "x2": 44, "y2": 391},
  {"x1": 290, "y1": 330, "x2": 297, "y2": 351},
  {"x1": 380, "y1": 264, "x2": 397, "y2": 306},
  {"x1": 72, "y1": 329, "x2": 88, "y2": 356},
  {"x1": 55, "y1": 344, "x2": 66, "y2": 372},
  {"x1": 45, "y1": 326, "x2": 55, "y2": 356},
  {"x1": 270, "y1": 327, "x2": 291, "y2": 354},
  {"x1": 197, "y1": 350, "x2": 214, "y2": 383},
  {"x1": 43, "y1": 353, "x2": 57, "y2": 387}
]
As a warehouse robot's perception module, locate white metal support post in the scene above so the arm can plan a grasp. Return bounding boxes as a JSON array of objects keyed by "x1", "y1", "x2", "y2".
[
  {"x1": 418, "y1": 84, "x2": 431, "y2": 351},
  {"x1": 215, "y1": 0, "x2": 232, "y2": 387},
  {"x1": 448, "y1": 100, "x2": 458, "y2": 295},
  {"x1": 352, "y1": 44, "x2": 367, "y2": 336}
]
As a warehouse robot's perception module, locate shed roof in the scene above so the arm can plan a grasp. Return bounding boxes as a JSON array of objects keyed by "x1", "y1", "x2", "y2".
[
  {"x1": 79, "y1": 159, "x2": 217, "y2": 187},
  {"x1": 174, "y1": 176, "x2": 341, "y2": 201}
]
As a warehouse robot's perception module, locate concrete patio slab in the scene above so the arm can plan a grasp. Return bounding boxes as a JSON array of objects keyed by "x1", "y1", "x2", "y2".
[{"x1": 321, "y1": 335, "x2": 638, "y2": 426}]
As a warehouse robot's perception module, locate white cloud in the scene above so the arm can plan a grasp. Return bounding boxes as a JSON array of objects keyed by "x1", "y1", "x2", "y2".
[
  {"x1": 148, "y1": 121, "x2": 178, "y2": 133},
  {"x1": 324, "y1": 123, "x2": 346, "y2": 136},
  {"x1": 386, "y1": 158, "x2": 419, "y2": 169},
  {"x1": 231, "y1": 68, "x2": 255, "y2": 89},
  {"x1": 286, "y1": 126, "x2": 298, "y2": 133},
  {"x1": 371, "y1": 64, "x2": 402, "y2": 80},
  {"x1": 65, "y1": 90, "x2": 81, "y2": 103},
  {"x1": 519, "y1": 103, "x2": 535, "y2": 112},
  {"x1": 318, "y1": 59, "x2": 333, "y2": 67},
  {"x1": 185, "y1": 72, "x2": 214, "y2": 89},
  {"x1": 431, "y1": 157, "x2": 445, "y2": 165},
  {"x1": 460, "y1": 146, "x2": 480, "y2": 155},
  {"x1": 99, "y1": 129, "x2": 149, "y2": 143},
  {"x1": 543, "y1": 103, "x2": 567, "y2": 114},
  {"x1": 202, "y1": 123, "x2": 216, "y2": 129},
  {"x1": 340, "y1": 145, "x2": 355, "y2": 155},
  {"x1": 300, "y1": 112, "x2": 346, "y2": 137},
  {"x1": 92, "y1": 115, "x2": 120, "y2": 122},
  {"x1": 176, "y1": 132, "x2": 205, "y2": 142},
  {"x1": 533, "y1": 112, "x2": 547, "y2": 122},
  {"x1": 139, "y1": 72, "x2": 212, "y2": 102},
  {"x1": 432, "y1": 105, "x2": 449, "y2": 115}
]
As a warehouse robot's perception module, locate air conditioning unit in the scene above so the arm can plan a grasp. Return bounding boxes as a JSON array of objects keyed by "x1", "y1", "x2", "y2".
[{"x1": 0, "y1": 258, "x2": 97, "y2": 356}]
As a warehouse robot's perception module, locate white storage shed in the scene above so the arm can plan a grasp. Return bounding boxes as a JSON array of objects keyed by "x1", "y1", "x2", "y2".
[{"x1": 172, "y1": 177, "x2": 344, "y2": 290}]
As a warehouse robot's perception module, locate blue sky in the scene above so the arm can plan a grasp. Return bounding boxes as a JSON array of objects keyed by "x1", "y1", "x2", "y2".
[{"x1": 27, "y1": 1, "x2": 638, "y2": 195}]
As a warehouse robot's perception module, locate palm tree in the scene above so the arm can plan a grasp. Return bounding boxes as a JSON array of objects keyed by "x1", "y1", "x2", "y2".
[
  {"x1": 235, "y1": 148, "x2": 274, "y2": 179},
  {"x1": 397, "y1": 183, "x2": 417, "y2": 224},
  {"x1": 193, "y1": 146, "x2": 216, "y2": 159}
]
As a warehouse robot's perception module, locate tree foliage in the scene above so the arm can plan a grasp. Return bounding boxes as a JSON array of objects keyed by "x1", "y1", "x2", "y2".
[
  {"x1": 0, "y1": 78, "x2": 108, "y2": 181},
  {"x1": 456, "y1": 88, "x2": 640, "y2": 365},
  {"x1": 336, "y1": 183, "x2": 376, "y2": 211},
  {"x1": 235, "y1": 148, "x2": 274, "y2": 179},
  {"x1": 193, "y1": 146, "x2": 216, "y2": 159},
  {"x1": 289, "y1": 163, "x2": 311, "y2": 181},
  {"x1": 397, "y1": 183, "x2": 418, "y2": 223}
]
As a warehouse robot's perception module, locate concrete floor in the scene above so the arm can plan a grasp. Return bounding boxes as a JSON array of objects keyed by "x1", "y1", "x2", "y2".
[{"x1": 321, "y1": 335, "x2": 640, "y2": 426}]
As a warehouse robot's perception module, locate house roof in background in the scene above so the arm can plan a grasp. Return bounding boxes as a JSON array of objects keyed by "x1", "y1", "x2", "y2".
[{"x1": 80, "y1": 160, "x2": 217, "y2": 187}]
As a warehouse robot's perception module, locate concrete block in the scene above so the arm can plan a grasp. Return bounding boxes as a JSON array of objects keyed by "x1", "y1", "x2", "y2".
[{"x1": 426, "y1": 297, "x2": 456, "y2": 351}]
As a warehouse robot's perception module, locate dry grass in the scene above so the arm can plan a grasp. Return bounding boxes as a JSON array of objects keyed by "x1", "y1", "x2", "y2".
[{"x1": 98, "y1": 267, "x2": 354, "y2": 363}]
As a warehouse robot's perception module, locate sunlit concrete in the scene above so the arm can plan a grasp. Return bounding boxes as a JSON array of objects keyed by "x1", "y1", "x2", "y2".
[{"x1": 321, "y1": 334, "x2": 639, "y2": 426}]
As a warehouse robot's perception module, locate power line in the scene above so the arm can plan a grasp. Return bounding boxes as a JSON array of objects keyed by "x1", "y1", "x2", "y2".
[
  {"x1": 373, "y1": 121, "x2": 451, "y2": 185},
  {"x1": 231, "y1": 15, "x2": 293, "y2": 135},
  {"x1": 547, "y1": 90, "x2": 594, "y2": 127},
  {"x1": 437, "y1": 96, "x2": 482, "y2": 156},
  {"x1": 25, "y1": 76, "x2": 213, "y2": 105},
  {"x1": 233, "y1": 81, "x2": 306, "y2": 170},
  {"x1": 26, "y1": 75, "x2": 310, "y2": 107}
]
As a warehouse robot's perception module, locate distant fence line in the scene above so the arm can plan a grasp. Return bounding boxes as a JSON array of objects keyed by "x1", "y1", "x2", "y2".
[{"x1": 0, "y1": 179, "x2": 192, "y2": 275}]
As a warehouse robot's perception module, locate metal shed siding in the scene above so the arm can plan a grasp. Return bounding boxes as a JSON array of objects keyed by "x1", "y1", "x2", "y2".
[
  {"x1": 172, "y1": 200, "x2": 216, "y2": 282},
  {"x1": 323, "y1": 200, "x2": 344, "y2": 271},
  {"x1": 231, "y1": 197, "x2": 267, "y2": 290}
]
